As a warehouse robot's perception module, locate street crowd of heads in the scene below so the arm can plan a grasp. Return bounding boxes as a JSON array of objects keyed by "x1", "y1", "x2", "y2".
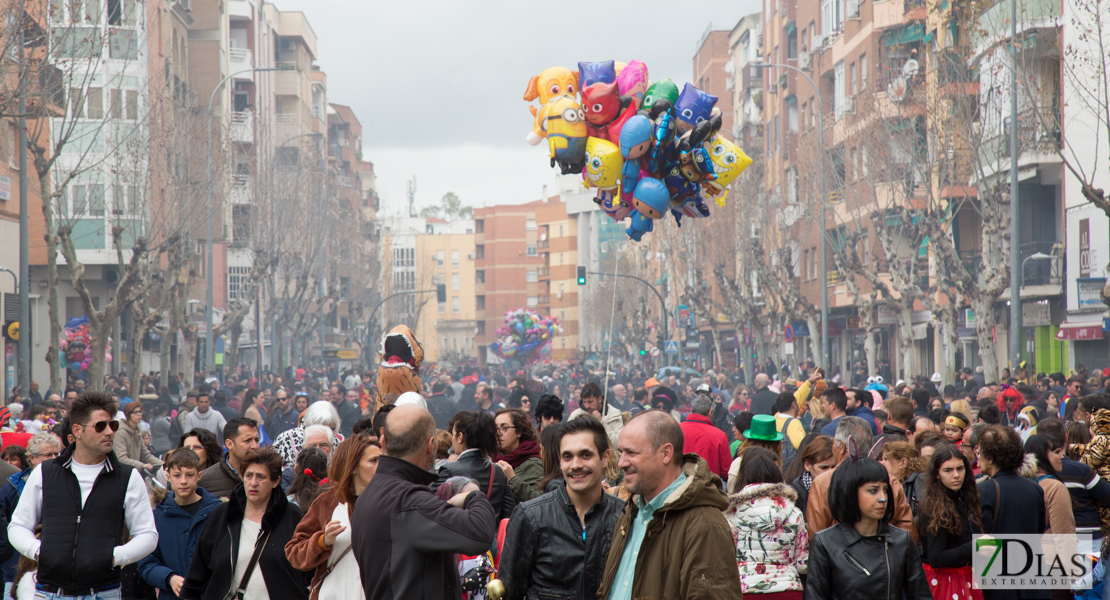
[{"x1": 0, "y1": 357, "x2": 1109, "y2": 600}]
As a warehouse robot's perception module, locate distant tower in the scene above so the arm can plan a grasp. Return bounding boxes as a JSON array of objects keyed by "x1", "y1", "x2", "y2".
[{"x1": 407, "y1": 176, "x2": 417, "y2": 217}]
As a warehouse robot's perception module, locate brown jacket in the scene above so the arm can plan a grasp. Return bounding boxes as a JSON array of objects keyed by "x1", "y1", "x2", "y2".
[
  {"x1": 284, "y1": 488, "x2": 343, "y2": 600},
  {"x1": 596, "y1": 454, "x2": 742, "y2": 600},
  {"x1": 805, "y1": 460, "x2": 919, "y2": 544}
]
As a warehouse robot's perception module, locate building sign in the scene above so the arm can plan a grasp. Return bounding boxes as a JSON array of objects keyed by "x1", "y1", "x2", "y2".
[
  {"x1": 912, "y1": 310, "x2": 933, "y2": 324},
  {"x1": 1022, "y1": 301, "x2": 1051, "y2": 327},
  {"x1": 1056, "y1": 323, "x2": 1106, "y2": 341},
  {"x1": 791, "y1": 321, "x2": 810, "y2": 336},
  {"x1": 877, "y1": 305, "x2": 898, "y2": 325},
  {"x1": 1077, "y1": 278, "x2": 1106, "y2": 309},
  {"x1": 1080, "y1": 218, "x2": 1092, "y2": 277}
]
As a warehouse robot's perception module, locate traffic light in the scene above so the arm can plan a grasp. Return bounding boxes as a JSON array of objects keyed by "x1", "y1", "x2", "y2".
[
  {"x1": 436, "y1": 284, "x2": 446, "y2": 303},
  {"x1": 577, "y1": 266, "x2": 586, "y2": 285},
  {"x1": 640, "y1": 348, "x2": 647, "y2": 356}
]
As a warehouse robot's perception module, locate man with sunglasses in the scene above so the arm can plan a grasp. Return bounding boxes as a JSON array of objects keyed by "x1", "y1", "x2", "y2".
[
  {"x1": 267, "y1": 389, "x2": 298, "y2": 439},
  {"x1": 8, "y1": 392, "x2": 158, "y2": 600}
]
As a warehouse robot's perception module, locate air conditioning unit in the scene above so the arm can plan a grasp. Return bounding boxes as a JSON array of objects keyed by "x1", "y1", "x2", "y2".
[
  {"x1": 281, "y1": 40, "x2": 292, "y2": 51},
  {"x1": 847, "y1": 0, "x2": 861, "y2": 18},
  {"x1": 769, "y1": 83, "x2": 778, "y2": 93},
  {"x1": 843, "y1": 96, "x2": 856, "y2": 115},
  {"x1": 812, "y1": 34, "x2": 825, "y2": 49},
  {"x1": 467, "y1": 254, "x2": 474, "y2": 260},
  {"x1": 799, "y1": 52, "x2": 811, "y2": 69}
]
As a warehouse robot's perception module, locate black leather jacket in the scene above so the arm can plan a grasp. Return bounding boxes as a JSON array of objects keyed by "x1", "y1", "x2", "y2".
[
  {"x1": 804, "y1": 522, "x2": 932, "y2": 600},
  {"x1": 499, "y1": 482, "x2": 625, "y2": 600},
  {"x1": 436, "y1": 449, "x2": 516, "y2": 520}
]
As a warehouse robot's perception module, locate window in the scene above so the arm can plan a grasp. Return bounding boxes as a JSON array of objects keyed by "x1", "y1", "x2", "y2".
[
  {"x1": 232, "y1": 204, "x2": 251, "y2": 243},
  {"x1": 860, "y1": 54, "x2": 867, "y2": 89},
  {"x1": 476, "y1": 295, "x2": 485, "y2": 310},
  {"x1": 476, "y1": 321, "x2": 486, "y2": 335},
  {"x1": 126, "y1": 90, "x2": 138, "y2": 120},
  {"x1": 432, "y1": 273, "x2": 445, "y2": 285},
  {"x1": 451, "y1": 273, "x2": 459, "y2": 291},
  {"x1": 527, "y1": 296, "x2": 538, "y2": 307},
  {"x1": 452, "y1": 296, "x2": 460, "y2": 313},
  {"x1": 558, "y1": 225, "x2": 563, "y2": 237},
  {"x1": 774, "y1": 115, "x2": 780, "y2": 151},
  {"x1": 475, "y1": 245, "x2": 484, "y2": 259},
  {"x1": 834, "y1": 61, "x2": 845, "y2": 119},
  {"x1": 822, "y1": 0, "x2": 841, "y2": 36},
  {"x1": 526, "y1": 245, "x2": 537, "y2": 256},
  {"x1": 436, "y1": 250, "x2": 444, "y2": 267},
  {"x1": 850, "y1": 147, "x2": 858, "y2": 181},
  {"x1": 451, "y1": 249, "x2": 459, "y2": 267},
  {"x1": 787, "y1": 31, "x2": 798, "y2": 59},
  {"x1": 87, "y1": 88, "x2": 103, "y2": 119},
  {"x1": 228, "y1": 266, "x2": 251, "y2": 300},
  {"x1": 861, "y1": 145, "x2": 869, "y2": 176},
  {"x1": 475, "y1": 220, "x2": 484, "y2": 233},
  {"x1": 87, "y1": 184, "x2": 105, "y2": 216},
  {"x1": 850, "y1": 62, "x2": 857, "y2": 96},
  {"x1": 861, "y1": 229, "x2": 870, "y2": 265},
  {"x1": 526, "y1": 270, "x2": 538, "y2": 282},
  {"x1": 438, "y1": 300, "x2": 445, "y2": 314},
  {"x1": 475, "y1": 270, "x2": 485, "y2": 284},
  {"x1": 526, "y1": 218, "x2": 536, "y2": 231},
  {"x1": 110, "y1": 88, "x2": 122, "y2": 119},
  {"x1": 69, "y1": 87, "x2": 84, "y2": 118},
  {"x1": 789, "y1": 103, "x2": 798, "y2": 133},
  {"x1": 804, "y1": 249, "x2": 811, "y2": 280}
]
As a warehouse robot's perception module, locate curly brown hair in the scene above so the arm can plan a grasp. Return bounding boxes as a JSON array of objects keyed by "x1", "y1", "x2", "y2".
[
  {"x1": 494, "y1": 408, "x2": 537, "y2": 448},
  {"x1": 978, "y1": 425, "x2": 1025, "y2": 471},
  {"x1": 917, "y1": 443, "x2": 982, "y2": 536},
  {"x1": 881, "y1": 442, "x2": 925, "y2": 481}
]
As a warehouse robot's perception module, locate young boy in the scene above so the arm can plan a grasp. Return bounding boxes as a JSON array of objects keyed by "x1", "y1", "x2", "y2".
[
  {"x1": 942, "y1": 412, "x2": 969, "y2": 443},
  {"x1": 136, "y1": 448, "x2": 222, "y2": 600}
]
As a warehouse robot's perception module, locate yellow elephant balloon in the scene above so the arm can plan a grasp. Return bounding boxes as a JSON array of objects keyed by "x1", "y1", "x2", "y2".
[
  {"x1": 583, "y1": 137, "x2": 624, "y2": 191},
  {"x1": 703, "y1": 135, "x2": 753, "y2": 197}
]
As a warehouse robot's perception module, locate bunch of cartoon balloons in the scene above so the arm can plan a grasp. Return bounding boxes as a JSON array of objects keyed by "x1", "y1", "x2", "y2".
[
  {"x1": 488, "y1": 308, "x2": 561, "y2": 363},
  {"x1": 59, "y1": 317, "x2": 112, "y2": 373},
  {"x1": 524, "y1": 60, "x2": 753, "y2": 242}
]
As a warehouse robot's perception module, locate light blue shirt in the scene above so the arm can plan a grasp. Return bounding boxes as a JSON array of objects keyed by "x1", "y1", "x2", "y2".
[{"x1": 607, "y1": 472, "x2": 688, "y2": 600}]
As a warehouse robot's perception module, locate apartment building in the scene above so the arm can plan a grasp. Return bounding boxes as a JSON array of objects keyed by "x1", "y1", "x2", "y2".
[
  {"x1": 694, "y1": 28, "x2": 736, "y2": 140},
  {"x1": 535, "y1": 201, "x2": 579, "y2": 360},
  {"x1": 474, "y1": 200, "x2": 546, "y2": 365}
]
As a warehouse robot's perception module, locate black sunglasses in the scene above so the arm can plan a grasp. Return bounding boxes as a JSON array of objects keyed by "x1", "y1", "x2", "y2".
[{"x1": 86, "y1": 420, "x2": 120, "y2": 433}]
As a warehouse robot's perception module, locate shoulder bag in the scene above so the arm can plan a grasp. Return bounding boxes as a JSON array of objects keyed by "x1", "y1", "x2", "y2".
[{"x1": 225, "y1": 530, "x2": 272, "y2": 600}]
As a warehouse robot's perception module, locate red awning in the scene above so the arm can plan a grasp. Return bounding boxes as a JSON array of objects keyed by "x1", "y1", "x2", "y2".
[{"x1": 1055, "y1": 323, "x2": 1105, "y2": 341}]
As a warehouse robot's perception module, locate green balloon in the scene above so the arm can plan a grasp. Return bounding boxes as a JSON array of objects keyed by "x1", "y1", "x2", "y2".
[{"x1": 642, "y1": 79, "x2": 680, "y2": 111}]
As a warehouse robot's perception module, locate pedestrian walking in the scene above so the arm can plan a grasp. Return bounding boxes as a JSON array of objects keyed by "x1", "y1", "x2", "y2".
[
  {"x1": 726, "y1": 447, "x2": 808, "y2": 599},
  {"x1": 199, "y1": 418, "x2": 261, "y2": 499},
  {"x1": 136, "y1": 449, "x2": 222, "y2": 600},
  {"x1": 493, "y1": 409, "x2": 543, "y2": 504},
  {"x1": 916, "y1": 444, "x2": 984, "y2": 600},
  {"x1": 8, "y1": 391, "x2": 158, "y2": 600},
  {"x1": 272, "y1": 402, "x2": 341, "y2": 470},
  {"x1": 112, "y1": 402, "x2": 162, "y2": 476},
  {"x1": 352, "y1": 405, "x2": 496, "y2": 600},
  {"x1": 437, "y1": 411, "x2": 516, "y2": 522},
  {"x1": 783, "y1": 434, "x2": 834, "y2": 516},
  {"x1": 680, "y1": 394, "x2": 733, "y2": 482},
  {"x1": 181, "y1": 392, "x2": 226, "y2": 439},
  {"x1": 285, "y1": 435, "x2": 381, "y2": 600},
  {"x1": 180, "y1": 448, "x2": 308, "y2": 600},
  {"x1": 175, "y1": 429, "x2": 223, "y2": 471},
  {"x1": 805, "y1": 453, "x2": 932, "y2": 600},
  {"x1": 596, "y1": 411, "x2": 742, "y2": 600},
  {"x1": 499, "y1": 417, "x2": 624, "y2": 600}
]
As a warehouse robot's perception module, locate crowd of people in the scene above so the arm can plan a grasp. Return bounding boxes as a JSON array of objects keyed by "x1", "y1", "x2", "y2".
[{"x1": 0, "y1": 358, "x2": 1108, "y2": 600}]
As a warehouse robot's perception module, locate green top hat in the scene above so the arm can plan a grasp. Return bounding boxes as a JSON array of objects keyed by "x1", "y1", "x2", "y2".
[{"x1": 743, "y1": 414, "x2": 785, "y2": 442}]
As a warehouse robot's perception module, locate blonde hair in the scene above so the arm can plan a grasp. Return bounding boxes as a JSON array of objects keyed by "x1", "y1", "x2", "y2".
[
  {"x1": 950, "y1": 400, "x2": 972, "y2": 419},
  {"x1": 882, "y1": 441, "x2": 925, "y2": 481}
]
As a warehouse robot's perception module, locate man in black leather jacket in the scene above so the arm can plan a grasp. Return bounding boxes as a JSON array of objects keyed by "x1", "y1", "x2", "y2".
[{"x1": 499, "y1": 417, "x2": 624, "y2": 600}]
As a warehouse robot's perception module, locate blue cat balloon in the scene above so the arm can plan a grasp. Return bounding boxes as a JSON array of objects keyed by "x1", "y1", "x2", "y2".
[{"x1": 674, "y1": 83, "x2": 719, "y2": 133}]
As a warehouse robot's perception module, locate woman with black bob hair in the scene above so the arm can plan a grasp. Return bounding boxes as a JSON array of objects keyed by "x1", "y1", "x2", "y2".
[
  {"x1": 1024, "y1": 434, "x2": 1075, "y2": 538},
  {"x1": 435, "y1": 411, "x2": 516, "y2": 522},
  {"x1": 805, "y1": 453, "x2": 931, "y2": 600},
  {"x1": 917, "y1": 443, "x2": 983, "y2": 600}
]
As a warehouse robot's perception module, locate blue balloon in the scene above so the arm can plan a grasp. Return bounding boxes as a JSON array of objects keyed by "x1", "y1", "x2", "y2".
[
  {"x1": 515, "y1": 322, "x2": 525, "y2": 334},
  {"x1": 69, "y1": 362, "x2": 82, "y2": 371}
]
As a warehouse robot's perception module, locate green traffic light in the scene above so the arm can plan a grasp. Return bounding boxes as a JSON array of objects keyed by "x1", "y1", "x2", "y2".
[{"x1": 640, "y1": 349, "x2": 646, "y2": 356}]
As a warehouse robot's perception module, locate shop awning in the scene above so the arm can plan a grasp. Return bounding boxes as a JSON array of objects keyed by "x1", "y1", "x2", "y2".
[
  {"x1": 1055, "y1": 322, "x2": 1106, "y2": 341},
  {"x1": 886, "y1": 23, "x2": 926, "y2": 47}
]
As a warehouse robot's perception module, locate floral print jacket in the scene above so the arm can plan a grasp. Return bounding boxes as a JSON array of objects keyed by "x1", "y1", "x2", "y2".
[{"x1": 725, "y1": 482, "x2": 809, "y2": 594}]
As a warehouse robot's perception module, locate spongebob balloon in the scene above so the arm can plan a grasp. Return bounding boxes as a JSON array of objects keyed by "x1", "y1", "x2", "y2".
[
  {"x1": 583, "y1": 137, "x2": 623, "y2": 190},
  {"x1": 703, "y1": 135, "x2": 753, "y2": 197}
]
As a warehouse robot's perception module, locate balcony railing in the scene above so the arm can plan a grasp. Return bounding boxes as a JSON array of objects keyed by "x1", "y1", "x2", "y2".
[
  {"x1": 981, "y1": 106, "x2": 1061, "y2": 170},
  {"x1": 276, "y1": 113, "x2": 298, "y2": 124},
  {"x1": 1020, "y1": 241, "x2": 1063, "y2": 287}
]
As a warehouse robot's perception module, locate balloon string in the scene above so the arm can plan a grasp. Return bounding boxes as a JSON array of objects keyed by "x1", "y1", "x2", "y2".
[{"x1": 603, "y1": 251, "x2": 622, "y2": 396}]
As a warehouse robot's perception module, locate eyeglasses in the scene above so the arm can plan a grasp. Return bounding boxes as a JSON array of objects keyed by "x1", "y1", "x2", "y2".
[
  {"x1": 85, "y1": 420, "x2": 120, "y2": 433},
  {"x1": 304, "y1": 442, "x2": 331, "y2": 451},
  {"x1": 32, "y1": 451, "x2": 59, "y2": 459},
  {"x1": 497, "y1": 425, "x2": 516, "y2": 433}
]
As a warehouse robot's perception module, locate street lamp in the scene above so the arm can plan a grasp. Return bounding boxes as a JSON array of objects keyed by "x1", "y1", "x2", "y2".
[
  {"x1": 752, "y1": 62, "x2": 830, "y2": 368},
  {"x1": 205, "y1": 66, "x2": 287, "y2": 375}
]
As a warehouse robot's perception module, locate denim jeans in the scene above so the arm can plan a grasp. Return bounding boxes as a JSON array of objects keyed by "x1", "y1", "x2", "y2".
[{"x1": 34, "y1": 586, "x2": 121, "y2": 600}]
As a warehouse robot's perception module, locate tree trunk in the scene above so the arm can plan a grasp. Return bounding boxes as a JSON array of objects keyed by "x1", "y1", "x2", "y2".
[
  {"x1": 159, "y1": 327, "x2": 173, "y2": 388},
  {"x1": 41, "y1": 175, "x2": 62, "y2": 395},
  {"x1": 226, "y1": 321, "x2": 242, "y2": 373},
  {"x1": 939, "y1": 306, "x2": 959, "y2": 385},
  {"x1": 128, "y1": 314, "x2": 143, "y2": 398},
  {"x1": 898, "y1": 306, "x2": 916, "y2": 380},
  {"x1": 86, "y1": 319, "x2": 109, "y2": 392},
  {"x1": 182, "y1": 324, "x2": 198, "y2": 383},
  {"x1": 970, "y1": 295, "x2": 1000, "y2": 383},
  {"x1": 710, "y1": 321, "x2": 723, "y2": 370},
  {"x1": 806, "y1": 315, "x2": 820, "y2": 366}
]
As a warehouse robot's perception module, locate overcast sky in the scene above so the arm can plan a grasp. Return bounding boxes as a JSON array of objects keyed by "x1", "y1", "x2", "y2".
[{"x1": 275, "y1": 0, "x2": 760, "y2": 215}]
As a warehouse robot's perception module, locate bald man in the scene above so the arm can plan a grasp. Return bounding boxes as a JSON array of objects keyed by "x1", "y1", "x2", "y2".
[
  {"x1": 352, "y1": 405, "x2": 496, "y2": 600},
  {"x1": 750, "y1": 373, "x2": 778, "y2": 415},
  {"x1": 597, "y1": 411, "x2": 742, "y2": 600}
]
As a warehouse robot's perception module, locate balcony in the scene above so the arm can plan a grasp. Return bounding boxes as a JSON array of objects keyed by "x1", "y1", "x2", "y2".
[
  {"x1": 903, "y1": 0, "x2": 926, "y2": 21},
  {"x1": 230, "y1": 48, "x2": 253, "y2": 75},
  {"x1": 741, "y1": 65, "x2": 763, "y2": 95},
  {"x1": 1019, "y1": 241, "x2": 1063, "y2": 294},
  {"x1": 979, "y1": 107, "x2": 1061, "y2": 179},
  {"x1": 971, "y1": 0, "x2": 1061, "y2": 53},
  {"x1": 230, "y1": 111, "x2": 254, "y2": 143},
  {"x1": 538, "y1": 266, "x2": 551, "y2": 280},
  {"x1": 228, "y1": 0, "x2": 253, "y2": 20},
  {"x1": 230, "y1": 176, "x2": 253, "y2": 205},
  {"x1": 336, "y1": 175, "x2": 352, "y2": 188}
]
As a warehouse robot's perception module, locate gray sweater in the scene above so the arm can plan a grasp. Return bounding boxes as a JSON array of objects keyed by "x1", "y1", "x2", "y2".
[{"x1": 181, "y1": 408, "x2": 226, "y2": 438}]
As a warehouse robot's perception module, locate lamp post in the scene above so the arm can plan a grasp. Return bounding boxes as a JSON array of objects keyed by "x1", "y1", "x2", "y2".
[
  {"x1": 1008, "y1": 0, "x2": 1021, "y2": 372},
  {"x1": 752, "y1": 62, "x2": 830, "y2": 368},
  {"x1": 1020, "y1": 252, "x2": 1051, "y2": 286},
  {"x1": 205, "y1": 66, "x2": 285, "y2": 375}
]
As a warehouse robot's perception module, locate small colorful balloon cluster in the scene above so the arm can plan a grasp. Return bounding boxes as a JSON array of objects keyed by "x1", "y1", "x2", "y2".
[
  {"x1": 488, "y1": 308, "x2": 561, "y2": 363},
  {"x1": 524, "y1": 60, "x2": 753, "y2": 242},
  {"x1": 59, "y1": 320, "x2": 112, "y2": 373}
]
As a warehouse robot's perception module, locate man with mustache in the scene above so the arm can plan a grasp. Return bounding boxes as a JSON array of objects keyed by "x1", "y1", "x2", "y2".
[{"x1": 498, "y1": 417, "x2": 625, "y2": 600}]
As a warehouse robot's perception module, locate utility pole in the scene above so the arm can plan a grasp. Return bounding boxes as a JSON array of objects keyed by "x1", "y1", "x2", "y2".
[
  {"x1": 1008, "y1": 0, "x2": 1021, "y2": 374},
  {"x1": 18, "y1": 26, "x2": 29, "y2": 394}
]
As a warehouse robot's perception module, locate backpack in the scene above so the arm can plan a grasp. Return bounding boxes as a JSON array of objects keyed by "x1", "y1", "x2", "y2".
[{"x1": 780, "y1": 416, "x2": 798, "y2": 469}]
